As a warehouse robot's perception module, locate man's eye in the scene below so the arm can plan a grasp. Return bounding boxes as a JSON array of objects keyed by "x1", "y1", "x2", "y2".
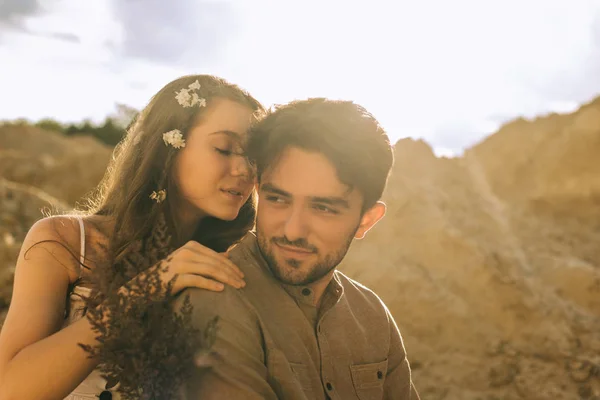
[
  {"x1": 314, "y1": 204, "x2": 338, "y2": 214},
  {"x1": 266, "y1": 195, "x2": 285, "y2": 204}
]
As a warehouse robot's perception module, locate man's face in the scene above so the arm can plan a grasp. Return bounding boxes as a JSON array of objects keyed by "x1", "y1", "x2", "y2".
[{"x1": 256, "y1": 147, "x2": 384, "y2": 286}]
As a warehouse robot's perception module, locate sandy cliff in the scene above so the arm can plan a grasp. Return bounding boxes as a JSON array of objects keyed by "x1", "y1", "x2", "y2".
[{"x1": 342, "y1": 97, "x2": 600, "y2": 399}]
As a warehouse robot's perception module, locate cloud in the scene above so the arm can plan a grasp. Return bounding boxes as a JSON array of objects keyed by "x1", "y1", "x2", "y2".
[
  {"x1": 109, "y1": 0, "x2": 239, "y2": 66},
  {"x1": 0, "y1": 0, "x2": 41, "y2": 25},
  {"x1": 0, "y1": 0, "x2": 81, "y2": 43},
  {"x1": 507, "y1": 2, "x2": 600, "y2": 107},
  {"x1": 2, "y1": 0, "x2": 599, "y2": 152},
  {"x1": 567, "y1": 12, "x2": 600, "y2": 101},
  {"x1": 12, "y1": 27, "x2": 81, "y2": 43},
  {"x1": 43, "y1": 31, "x2": 80, "y2": 43},
  {"x1": 425, "y1": 121, "x2": 499, "y2": 156}
]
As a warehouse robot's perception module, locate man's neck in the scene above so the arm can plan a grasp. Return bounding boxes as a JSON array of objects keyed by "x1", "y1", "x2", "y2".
[{"x1": 304, "y1": 270, "x2": 336, "y2": 308}]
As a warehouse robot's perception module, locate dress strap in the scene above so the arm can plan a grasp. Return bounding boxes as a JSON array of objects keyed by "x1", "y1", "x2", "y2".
[{"x1": 76, "y1": 217, "x2": 86, "y2": 278}]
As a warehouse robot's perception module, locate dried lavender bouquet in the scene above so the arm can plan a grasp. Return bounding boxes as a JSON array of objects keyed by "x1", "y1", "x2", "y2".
[{"x1": 80, "y1": 215, "x2": 217, "y2": 399}]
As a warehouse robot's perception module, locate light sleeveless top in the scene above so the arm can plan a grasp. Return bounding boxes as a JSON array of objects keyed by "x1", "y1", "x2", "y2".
[{"x1": 63, "y1": 217, "x2": 121, "y2": 400}]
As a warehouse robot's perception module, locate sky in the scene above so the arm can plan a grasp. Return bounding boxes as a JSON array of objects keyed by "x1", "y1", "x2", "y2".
[{"x1": 1, "y1": 0, "x2": 599, "y2": 156}]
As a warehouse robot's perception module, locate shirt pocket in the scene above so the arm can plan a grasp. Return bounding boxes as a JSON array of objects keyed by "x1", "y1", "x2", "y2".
[
  {"x1": 350, "y1": 359, "x2": 388, "y2": 400},
  {"x1": 289, "y1": 362, "x2": 313, "y2": 393},
  {"x1": 266, "y1": 349, "x2": 313, "y2": 399}
]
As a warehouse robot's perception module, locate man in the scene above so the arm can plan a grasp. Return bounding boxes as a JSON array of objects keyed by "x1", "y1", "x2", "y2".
[{"x1": 179, "y1": 98, "x2": 420, "y2": 399}]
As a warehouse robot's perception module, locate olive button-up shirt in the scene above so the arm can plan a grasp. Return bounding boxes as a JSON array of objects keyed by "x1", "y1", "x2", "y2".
[{"x1": 179, "y1": 233, "x2": 419, "y2": 400}]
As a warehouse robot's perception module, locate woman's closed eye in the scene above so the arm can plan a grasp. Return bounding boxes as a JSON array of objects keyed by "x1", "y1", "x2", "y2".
[
  {"x1": 215, "y1": 147, "x2": 245, "y2": 157},
  {"x1": 215, "y1": 147, "x2": 233, "y2": 156}
]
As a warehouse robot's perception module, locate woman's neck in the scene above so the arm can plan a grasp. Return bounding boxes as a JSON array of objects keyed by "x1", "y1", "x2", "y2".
[{"x1": 171, "y1": 205, "x2": 205, "y2": 246}]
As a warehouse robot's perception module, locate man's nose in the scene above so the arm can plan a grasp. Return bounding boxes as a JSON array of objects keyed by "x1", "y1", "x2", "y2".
[{"x1": 282, "y1": 207, "x2": 308, "y2": 242}]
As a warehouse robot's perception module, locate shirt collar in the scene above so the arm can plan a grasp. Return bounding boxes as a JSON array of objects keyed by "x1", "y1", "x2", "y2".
[{"x1": 281, "y1": 283, "x2": 317, "y2": 306}]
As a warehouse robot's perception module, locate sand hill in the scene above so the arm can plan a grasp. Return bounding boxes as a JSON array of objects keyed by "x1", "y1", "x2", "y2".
[
  {"x1": 0, "y1": 124, "x2": 112, "y2": 205},
  {"x1": 342, "y1": 97, "x2": 600, "y2": 399},
  {"x1": 1, "y1": 98, "x2": 599, "y2": 399}
]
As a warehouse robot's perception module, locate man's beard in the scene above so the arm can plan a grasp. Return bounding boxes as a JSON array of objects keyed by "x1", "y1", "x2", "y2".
[{"x1": 256, "y1": 230, "x2": 356, "y2": 286}]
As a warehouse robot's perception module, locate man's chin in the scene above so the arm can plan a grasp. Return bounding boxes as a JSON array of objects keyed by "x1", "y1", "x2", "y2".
[{"x1": 271, "y1": 265, "x2": 311, "y2": 286}]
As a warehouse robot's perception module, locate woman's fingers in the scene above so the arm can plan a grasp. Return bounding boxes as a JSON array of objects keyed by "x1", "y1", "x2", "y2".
[
  {"x1": 173, "y1": 274, "x2": 225, "y2": 293},
  {"x1": 220, "y1": 251, "x2": 244, "y2": 277},
  {"x1": 184, "y1": 241, "x2": 244, "y2": 278},
  {"x1": 164, "y1": 242, "x2": 246, "y2": 296},
  {"x1": 180, "y1": 259, "x2": 245, "y2": 289}
]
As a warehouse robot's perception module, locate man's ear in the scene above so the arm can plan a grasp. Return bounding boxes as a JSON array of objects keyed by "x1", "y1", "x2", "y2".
[{"x1": 354, "y1": 201, "x2": 386, "y2": 240}]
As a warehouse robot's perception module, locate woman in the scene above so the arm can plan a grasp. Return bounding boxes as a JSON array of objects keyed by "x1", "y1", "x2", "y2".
[{"x1": 0, "y1": 75, "x2": 264, "y2": 399}]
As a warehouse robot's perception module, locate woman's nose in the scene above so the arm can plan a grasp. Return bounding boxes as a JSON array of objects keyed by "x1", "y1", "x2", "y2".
[{"x1": 232, "y1": 155, "x2": 254, "y2": 180}]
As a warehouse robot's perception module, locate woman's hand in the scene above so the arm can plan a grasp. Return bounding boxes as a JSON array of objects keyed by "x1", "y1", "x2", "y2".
[{"x1": 146, "y1": 240, "x2": 245, "y2": 295}]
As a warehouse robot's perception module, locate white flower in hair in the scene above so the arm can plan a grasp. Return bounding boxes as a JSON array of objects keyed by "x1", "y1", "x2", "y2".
[
  {"x1": 175, "y1": 80, "x2": 206, "y2": 108},
  {"x1": 175, "y1": 88, "x2": 193, "y2": 108},
  {"x1": 150, "y1": 189, "x2": 167, "y2": 203},
  {"x1": 163, "y1": 129, "x2": 186, "y2": 149},
  {"x1": 190, "y1": 93, "x2": 207, "y2": 108}
]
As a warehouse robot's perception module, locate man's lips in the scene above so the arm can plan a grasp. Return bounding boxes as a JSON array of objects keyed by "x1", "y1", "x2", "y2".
[{"x1": 275, "y1": 243, "x2": 315, "y2": 257}]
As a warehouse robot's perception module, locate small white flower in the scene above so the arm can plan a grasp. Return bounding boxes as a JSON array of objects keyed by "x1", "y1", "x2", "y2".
[
  {"x1": 163, "y1": 129, "x2": 186, "y2": 149},
  {"x1": 188, "y1": 80, "x2": 201, "y2": 90},
  {"x1": 175, "y1": 88, "x2": 192, "y2": 107},
  {"x1": 175, "y1": 81, "x2": 207, "y2": 108},
  {"x1": 150, "y1": 189, "x2": 167, "y2": 203},
  {"x1": 190, "y1": 93, "x2": 207, "y2": 108}
]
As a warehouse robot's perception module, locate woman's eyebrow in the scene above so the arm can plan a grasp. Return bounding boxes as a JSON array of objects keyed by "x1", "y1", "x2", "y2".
[{"x1": 208, "y1": 130, "x2": 243, "y2": 140}]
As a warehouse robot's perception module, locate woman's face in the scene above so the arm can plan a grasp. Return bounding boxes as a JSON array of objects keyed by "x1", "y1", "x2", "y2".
[{"x1": 172, "y1": 98, "x2": 255, "y2": 222}]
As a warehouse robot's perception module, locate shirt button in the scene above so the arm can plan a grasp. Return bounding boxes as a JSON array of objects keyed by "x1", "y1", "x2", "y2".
[
  {"x1": 99, "y1": 391, "x2": 112, "y2": 400},
  {"x1": 301, "y1": 288, "x2": 311, "y2": 296},
  {"x1": 326, "y1": 382, "x2": 333, "y2": 391},
  {"x1": 377, "y1": 370, "x2": 384, "y2": 379}
]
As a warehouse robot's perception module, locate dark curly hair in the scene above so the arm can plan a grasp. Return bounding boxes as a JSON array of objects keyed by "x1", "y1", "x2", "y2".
[{"x1": 247, "y1": 98, "x2": 393, "y2": 212}]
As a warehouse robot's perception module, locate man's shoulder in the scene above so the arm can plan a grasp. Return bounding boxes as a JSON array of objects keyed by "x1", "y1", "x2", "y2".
[
  {"x1": 228, "y1": 232, "x2": 259, "y2": 262},
  {"x1": 335, "y1": 270, "x2": 379, "y2": 296},
  {"x1": 177, "y1": 284, "x2": 257, "y2": 324},
  {"x1": 335, "y1": 270, "x2": 391, "y2": 313}
]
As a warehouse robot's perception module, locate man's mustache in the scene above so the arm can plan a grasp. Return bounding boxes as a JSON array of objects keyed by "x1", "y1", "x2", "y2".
[{"x1": 271, "y1": 236, "x2": 318, "y2": 253}]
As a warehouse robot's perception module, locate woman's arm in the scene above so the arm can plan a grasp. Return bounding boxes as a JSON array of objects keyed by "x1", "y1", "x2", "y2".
[
  {"x1": 0, "y1": 216, "x2": 248, "y2": 400},
  {"x1": 0, "y1": 217, "x2": 101, "y2": 400}
]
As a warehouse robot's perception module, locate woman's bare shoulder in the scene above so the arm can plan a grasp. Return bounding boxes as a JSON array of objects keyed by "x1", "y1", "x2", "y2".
[
  {"x1": 24, "y1": 215, "x2": 81, "y2": 247},
  {"x1": 18, "y1": 216, "x2": 84, "y2": 283},
  {"x1": 20, "y1": 214, "x2": 111, "y2": 283},
  {"x1": 26, "y1": 214, "x2": 112, "y2": 242}
]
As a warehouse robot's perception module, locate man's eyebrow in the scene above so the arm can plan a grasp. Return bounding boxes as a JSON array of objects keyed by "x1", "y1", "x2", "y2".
[
  {"x1": 311, "y1": 196, "x2": 350, "y2": 209},
  {"x1": 260, "y1": 183, "x2": 291, "y2": 197},
  {"x1": 260, "y1": 183, "x2": 350, "y2": 208}
]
